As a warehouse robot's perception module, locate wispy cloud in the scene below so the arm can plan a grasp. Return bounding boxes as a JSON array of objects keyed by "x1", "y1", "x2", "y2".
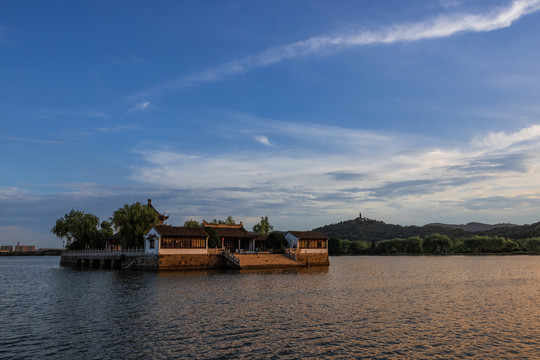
[
  {"x1": 471, "y1": 124, "x2": 540, "y2": 150},
  {"x1": 95, "y1": 124, "x2": 141, "y2": 133},
  {"x1": 440, "y1": 0, "x2": 463, "y2": 9},
  {"x1": 254, "y1": 135, "x2": 272, "y2": 146},
  {"x1": 4, "y1": 122, "x2": 540, "y2": 246},
  {"x1": 129, "y1": 0, "x2": 540, "y2": 99},
  {"x1": 129, "y1": 101, "x2": 152, "y2": 112},
  {"x1": 129, "y1": 120, "x2": 540, "y2": 226}
]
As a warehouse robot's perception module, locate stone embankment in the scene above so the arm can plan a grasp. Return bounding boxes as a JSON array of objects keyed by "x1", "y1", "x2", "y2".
[{"x1": 60, "y1": 250, "x2": 329, "y2": 270}]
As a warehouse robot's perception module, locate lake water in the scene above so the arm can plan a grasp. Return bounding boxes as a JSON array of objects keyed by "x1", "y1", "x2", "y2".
[{"x1": 1, "y1": 256, "x2": 540, "y2": 359}]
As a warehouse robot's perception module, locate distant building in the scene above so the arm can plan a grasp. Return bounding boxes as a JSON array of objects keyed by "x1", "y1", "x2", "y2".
[
  {"x1": 105, "y1": 234, "x2": 121, "y2": 251},
  {"x1": 14, "y1": 242, "x2": 35, "y2": 252},
  {"x1": 1, "y1": 245, "x2": 14, "y2": 252}
]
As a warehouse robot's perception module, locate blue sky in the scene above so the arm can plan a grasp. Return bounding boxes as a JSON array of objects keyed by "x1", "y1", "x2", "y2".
[{"x1": 2, "y1": 0, "x2": 540, "y2": 248}]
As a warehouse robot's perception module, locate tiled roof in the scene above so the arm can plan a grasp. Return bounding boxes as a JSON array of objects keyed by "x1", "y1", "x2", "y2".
[
  {"x1": 251, "y1": 233, "x2": 267, "y2": 242},
  {"x1": 147, "y1": 199, "x2": 169, "y2": 221},
  {"x1": 105, "y1": 233, "x2": 119, "y2": 241},
  {"x1": 287, "y1": 231, "x2": 328, "y2": 240},
  {"x1": 153, "y1": 225, "x2": 208, "y2": 238},
  {"x1": 207, "y1": 226, "x2": 254, "y2": 239}
]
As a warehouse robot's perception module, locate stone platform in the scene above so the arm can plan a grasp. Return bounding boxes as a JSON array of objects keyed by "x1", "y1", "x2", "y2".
[
  {"x1": 235, "y1": 253, "x2": 302, "y2": 269},
  {"x1": 60, "y1": 250, "x2": 329, "y2": 270}
]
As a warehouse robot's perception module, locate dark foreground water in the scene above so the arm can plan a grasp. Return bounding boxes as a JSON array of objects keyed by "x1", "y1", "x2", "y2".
[{"x1": 1, "y1": 256, "x2": 540, "y2": 359}]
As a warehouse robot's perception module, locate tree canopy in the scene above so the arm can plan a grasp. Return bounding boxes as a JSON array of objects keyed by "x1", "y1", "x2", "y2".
[
  {"x1": 183, "y1": 218, "x2": 201, "y2": 228},
  {"x1": 207, "y1": 216, "x2": 236, "y2": 225},
  {"x1": 51, "y1": 210, "x2": 112, "y2": 250},
  {"x1": 203, "y1": 226, "x2": 221, "y2": 248},
  {"x1": 111, "y1": 202, "x2": 158, "y2": 248},
  {"x1": 265, "y1": 231, "x2": 287, "y2": 251},
  {"x1": 253, "y1": 216, "x2": 273, "y2": 237}
]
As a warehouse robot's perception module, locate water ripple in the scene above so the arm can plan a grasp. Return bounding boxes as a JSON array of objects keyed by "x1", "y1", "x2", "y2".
[{"x1": 2, "y1": 256, "x2": 540, "y2": 358}]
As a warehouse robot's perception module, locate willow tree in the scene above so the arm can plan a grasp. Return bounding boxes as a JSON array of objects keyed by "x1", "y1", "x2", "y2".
[
  {"x1": 51, "y1": 210, "x2": 112, "y2": 250},
  {"x1": 111, "y1": 202, "x2": 158, "y2": 248}
]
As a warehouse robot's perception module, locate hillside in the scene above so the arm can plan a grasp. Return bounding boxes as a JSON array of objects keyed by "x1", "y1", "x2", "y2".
[
  {"x1": 425, "y1": 222, "x2": 518, "y2": 232},
  {"x1": 315, "y1": 216, "x2": 540, "y2": 242}
]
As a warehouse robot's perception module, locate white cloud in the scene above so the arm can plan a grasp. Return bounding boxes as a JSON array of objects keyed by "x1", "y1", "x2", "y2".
[
  {"x1": 471, "y1": 124, "x2": 540, "y2": 150},
  {"x1": 95, "y1": 124, "x2": 141, "y2": 133},
  {"x1": 130, "y1": 120, "x2": 540, "y2": 224},
  {"x1": 130, "y1": 101, "x2": 152, "y2": 112},
  {"x1": 129, "y1": 0, "x2": 540, "y2": 99},
  {"x1": 254, "y1": 135, "x2": 272, "y2": 146}
]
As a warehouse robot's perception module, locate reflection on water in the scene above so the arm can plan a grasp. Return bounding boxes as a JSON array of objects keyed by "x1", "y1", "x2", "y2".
[{"x1": 1, "y1": 256, "x2": 540, "y2": 359}]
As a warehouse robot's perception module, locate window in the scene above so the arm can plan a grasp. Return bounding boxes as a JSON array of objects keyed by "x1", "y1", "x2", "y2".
[
  {"x1": 160, "y1": 237, "x2": 206, "y2": 248},
  {"x1": 147, "y1": 234, "x2": 157, "y2": 249}
]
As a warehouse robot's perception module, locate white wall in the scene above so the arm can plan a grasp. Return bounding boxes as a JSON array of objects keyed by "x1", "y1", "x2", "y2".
[
  {"x1": 145, "y1": 228, "x2": 159, "y2": 255},
  {"x1": 285, "y1": 233, "x2": 298, "y2": 248}
]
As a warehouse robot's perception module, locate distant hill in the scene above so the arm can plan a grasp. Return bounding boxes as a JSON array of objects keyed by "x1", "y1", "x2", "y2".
[
  {"x1": 315, "y1": 216, "x2": 540, "y2": 242},
  {"x1": 424, "y1": 222, "x2": 518, "y2": 232}
]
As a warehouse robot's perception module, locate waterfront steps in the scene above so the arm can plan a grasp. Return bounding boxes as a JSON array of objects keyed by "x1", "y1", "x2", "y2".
[{"x1": 235, "y1": 254, "x2": 302, "y2": 269}]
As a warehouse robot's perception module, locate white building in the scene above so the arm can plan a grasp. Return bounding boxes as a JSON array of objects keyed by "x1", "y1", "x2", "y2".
[
  {"x1": 285, "y1": 231, "x2": 328, "y2": 254},
  {"x1": 145, "y1": 225, "x2": 209, "y2": 255}
]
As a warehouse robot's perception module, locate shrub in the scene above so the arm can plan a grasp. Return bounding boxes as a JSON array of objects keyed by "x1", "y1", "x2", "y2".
[
  {"x1": 525, "y1": 238, "x2": 540, "y2": 253},
  {"x1": 406, "y1": 236, "x2": 422, "y2": 253},
  {"x1": 349, "y1": 241, "x2": 370, "y2": 254},
  {"x1": 423, "y1": 234, "x2": 452, "y2": 254}
]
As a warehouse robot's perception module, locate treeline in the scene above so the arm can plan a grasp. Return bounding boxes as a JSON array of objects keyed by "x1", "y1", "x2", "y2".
[
  {"x1": 316, "y1": 216, "x2": 540, "y2": 243},
  {"x1": 329, "y1": 234, "x2": 540, "y2": 255},
  {"x1": 317, "y1": 217, "x2": 470, "y2": 243}
]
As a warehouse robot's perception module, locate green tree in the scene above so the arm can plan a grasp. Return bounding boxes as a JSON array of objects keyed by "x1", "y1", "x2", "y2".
[
  {"x1": 341, "y1": 240, "x2": 351, "y2": 254},
  {"x1": 184, "y1": 218, "x2": 200, "y2": 228},
  {"x1": 51, "y1": 210, "x2": 109, "y2": 250},
  {"x1": 265, "y1": 231, "x2": 287, "y2": 251},
  {"x1": 503, "y1": 239, "x2": 519, "y2": 252},
  {"x1": 375, "y1": 238, "x2": 407, "y2": 254},
  {"x1": 100, "y1": 220, "x2": 113, "y2": 235},
  {"x1": 253, "y1": 216, "x2": 274, "y2": 236},
  {"x1": 111, "y1": 202, "x2": 158, "y2": 248},
  {"x1": 328, "y1": 238, "x2": 343, "y2": 255},
  {"x1": 209, "y1": 216, "x2": 236, "y2": 225},
  {"x1": 204, "y1": 227, "x2": 221, "y2": 248},
  {"x1": 423, "y1": 234, "x2": 452, "y2": 254},
  {"x1": 526, "y1": 238, "x2": 540, "y2": 253},
  {"x1": 349, "y1": 241, "x2": 370, "y2": 254},
  {"x1": 406, "y1": 236, "x2": 422, "y2": 253}
]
